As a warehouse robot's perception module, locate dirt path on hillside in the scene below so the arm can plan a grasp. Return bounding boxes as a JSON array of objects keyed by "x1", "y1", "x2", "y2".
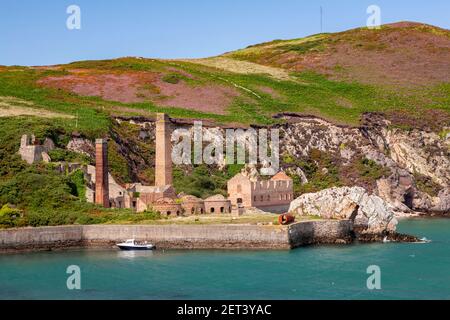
[
  {"x1": 183, "y1": 57, "x2": 292, "y2": 81},
  {"x1": 0, "y1": 96, "x2": 74, "y2": 119}
]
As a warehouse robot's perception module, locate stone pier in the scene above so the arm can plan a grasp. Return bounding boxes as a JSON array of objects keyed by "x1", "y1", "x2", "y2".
[{"x1": 0, "y1": 220, "x2": 353, "y2": 252}]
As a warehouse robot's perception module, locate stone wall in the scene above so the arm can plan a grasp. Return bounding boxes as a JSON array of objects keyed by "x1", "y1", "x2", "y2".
[
  {"x1": 288, "y1": 220, "x2": 354, "y2": 248},
  {"x1": 82, "y1": 224, "x2": 289, "y2": 249},
  {"x1": 0, "y1": 226, "x2": 83, "y2": 252},
  {"x1": 0, "y1": 220, "x2": 354, "y2": 252}
]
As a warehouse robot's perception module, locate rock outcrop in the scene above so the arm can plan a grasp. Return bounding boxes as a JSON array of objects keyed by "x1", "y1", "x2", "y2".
[
  {"x1": 383, "y1": 129, "x2": 450, "y2": 187},
  {"x1": 289, "y1": 186, "x2": 398, "y2": 234},
  {"x1": 66, "y1": 136, "x2": 95, "y2": 158},
  {"x1": 112, "y1": 113, "x2": 449, "y2": 215},
  {"x1": 278, "y1": 113, "x2": 449, "y2": 215}
]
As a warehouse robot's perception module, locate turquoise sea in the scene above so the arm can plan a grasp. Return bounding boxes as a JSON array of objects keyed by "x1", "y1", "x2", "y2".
[{"x1": 1, "y1": 218, "x2": 449, "y2": 300}]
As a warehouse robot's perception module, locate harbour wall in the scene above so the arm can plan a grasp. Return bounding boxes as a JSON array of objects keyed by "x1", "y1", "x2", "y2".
[{"x1": 0, "y1": 220, "x2": 353, "y2": 252}]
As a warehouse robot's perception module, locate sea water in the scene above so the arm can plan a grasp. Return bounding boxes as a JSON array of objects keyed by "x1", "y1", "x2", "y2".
[{"x1": 0, "y1": 218, "x2": 449, "y2": 300}]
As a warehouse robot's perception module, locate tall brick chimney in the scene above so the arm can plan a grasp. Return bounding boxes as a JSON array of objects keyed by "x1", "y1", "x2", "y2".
[
  {"x1": 155, "y1": 113, "x2": 173, "y2": 187},
  {"x1": 95, "y1": 138, "x2": 110, "y2": 208}
]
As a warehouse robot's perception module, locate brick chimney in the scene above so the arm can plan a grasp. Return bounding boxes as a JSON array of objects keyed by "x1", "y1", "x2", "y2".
[
  {"x1": 155, "y1": 113, "x2": 173, "y2": 186},
  {"x1": 95, "y1": 138, "x2": 110, "y2": 208}
]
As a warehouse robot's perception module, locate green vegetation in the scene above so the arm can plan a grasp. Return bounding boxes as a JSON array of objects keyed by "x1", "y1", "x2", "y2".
[
  {"x1": 173, "y1": 164, "x2": 244, "y2": 198},
  {"x1": 0, "y1": 162, "x2": 88, "y2": 227},
  {"x1": 285, "y1": 149, "x2": 341, "y2": 196},
  {"x1": 285, "y1": 151, "x2": 392, "y2": 196},
  {"x1": 0, "y1": 116, "x2": 162, "y2": 228},
  {"x1": 67, "y1": 170, "x2": 86, "y2": 199},
  {"x1": 277, "y1": 38, "x2": 328, "y2": 54},
  {"x1": 107, "y1": 140, "x2": 132, "y2": 184},
  {"x1": 161, "y1": 72, "x2": 192, "y2": 85},
  {"x1": 297, "y1": 149, "x2": 341, "y2": 194},
  {"x1": 0, "y1": 158, "x2": 163, "y2": 228},
  {"x1": 162, "y1": 73, "x2": 182, "y2": 84},
  {"x1": 414, "y1": 173, "x2": 442, "y2": 197},
  {"x1": 356, "y1": 158, "x2": 390, "y2": 183},
  {"x1": 439, "y1": 128, "x2": 450, "y2": 140},
  {"x1": 72, "y1": 209, "x2": 162, "y2": 225},
  {"x1": 48, "y1": 148, "x2": 89, "y2": 164},
  {"x1": 0, "y1": 204, "x2": 23, "y2": 228},
  {"x1": 336, "y1": 156, "x2": 391, "y2": 192}
]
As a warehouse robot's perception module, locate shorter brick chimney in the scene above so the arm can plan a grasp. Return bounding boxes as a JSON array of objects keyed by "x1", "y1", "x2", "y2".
[{"x1": 95, "y1": 139, "x2": 110, "y2": 208}]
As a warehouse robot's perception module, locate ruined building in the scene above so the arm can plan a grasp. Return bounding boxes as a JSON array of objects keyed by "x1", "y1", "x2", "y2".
[
  {"x1": 227, "y1": 171, "x2": 294, "y2": 213},
  {"x1": 18, "y1": 134, "x2": 54, "y2": 164}
]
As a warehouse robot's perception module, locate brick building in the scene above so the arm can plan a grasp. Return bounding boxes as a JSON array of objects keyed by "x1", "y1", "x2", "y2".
[{"x1": 227, "y1": 171, "x2": 294, "y2": 213}]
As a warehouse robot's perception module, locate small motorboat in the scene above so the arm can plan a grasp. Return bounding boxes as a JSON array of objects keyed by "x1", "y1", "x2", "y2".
[{"x1": 116, "y1": 239, "x2": 155, "y2": 251}]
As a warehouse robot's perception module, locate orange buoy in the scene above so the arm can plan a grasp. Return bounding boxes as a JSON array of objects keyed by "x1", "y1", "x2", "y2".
[{"x1": 278, "y1": 213, "x2": 295, "y2": 225}]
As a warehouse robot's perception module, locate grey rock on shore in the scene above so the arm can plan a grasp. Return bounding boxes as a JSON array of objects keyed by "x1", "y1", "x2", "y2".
[{"x1": 289, "y1": 186, "x2": 398, "y2": 234}]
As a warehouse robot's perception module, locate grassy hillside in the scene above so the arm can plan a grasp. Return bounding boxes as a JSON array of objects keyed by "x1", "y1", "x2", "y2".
[
  {"x1": 0, "y1": 22, "x2": 448, "y2": 131},
  {"x1": 226, "y1": 22, "x2": 450, "y2": 87}
]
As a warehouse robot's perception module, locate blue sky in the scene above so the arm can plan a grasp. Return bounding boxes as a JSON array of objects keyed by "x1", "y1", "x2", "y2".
[{"x1": 1, "y1": 0, "x2": 449, "y2": 66}]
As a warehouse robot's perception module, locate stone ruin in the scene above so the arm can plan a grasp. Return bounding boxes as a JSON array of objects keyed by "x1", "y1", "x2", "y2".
[{"x1": 18, "y1": 134, "x2": 55, "y2": 164}]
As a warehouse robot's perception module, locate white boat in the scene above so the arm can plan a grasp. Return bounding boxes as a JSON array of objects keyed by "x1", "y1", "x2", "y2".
[{"x1": 116, "y1": 239, "x2": 155, "y2": 251}]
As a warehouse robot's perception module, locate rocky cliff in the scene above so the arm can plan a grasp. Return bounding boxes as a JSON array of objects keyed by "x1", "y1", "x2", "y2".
[
  {"x1": 110, "y1": 112, "x2": 449, "y2": 217},
  {"x1": 277, "y1": 113, "x2": 449, "y2": 215}
]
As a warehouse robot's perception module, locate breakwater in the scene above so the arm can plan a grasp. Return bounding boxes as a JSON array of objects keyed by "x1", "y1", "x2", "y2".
[{"x1": 0, "y1": 220, "x2": 353, "y2": 252}]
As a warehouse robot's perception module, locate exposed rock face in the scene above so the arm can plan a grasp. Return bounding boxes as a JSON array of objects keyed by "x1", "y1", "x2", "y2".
[
  {"x1": 67, "y1": 137, "x2": 95, "y2": 158},
  {"x1": 279, "y1": 117, "x2": 367, "y2": 162},
  {"x1": 384, "y1": 129, "x2": 450, "y2": 187},
  {"x1": 278, "y1": 114, "x2": 449, "y2": 214},
  {"x1": 289, "y1": 186, "x2": 398, "y2": 234},
  {"x1": 111, "y1": 114, "x2": 449, "y2": 215}
]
